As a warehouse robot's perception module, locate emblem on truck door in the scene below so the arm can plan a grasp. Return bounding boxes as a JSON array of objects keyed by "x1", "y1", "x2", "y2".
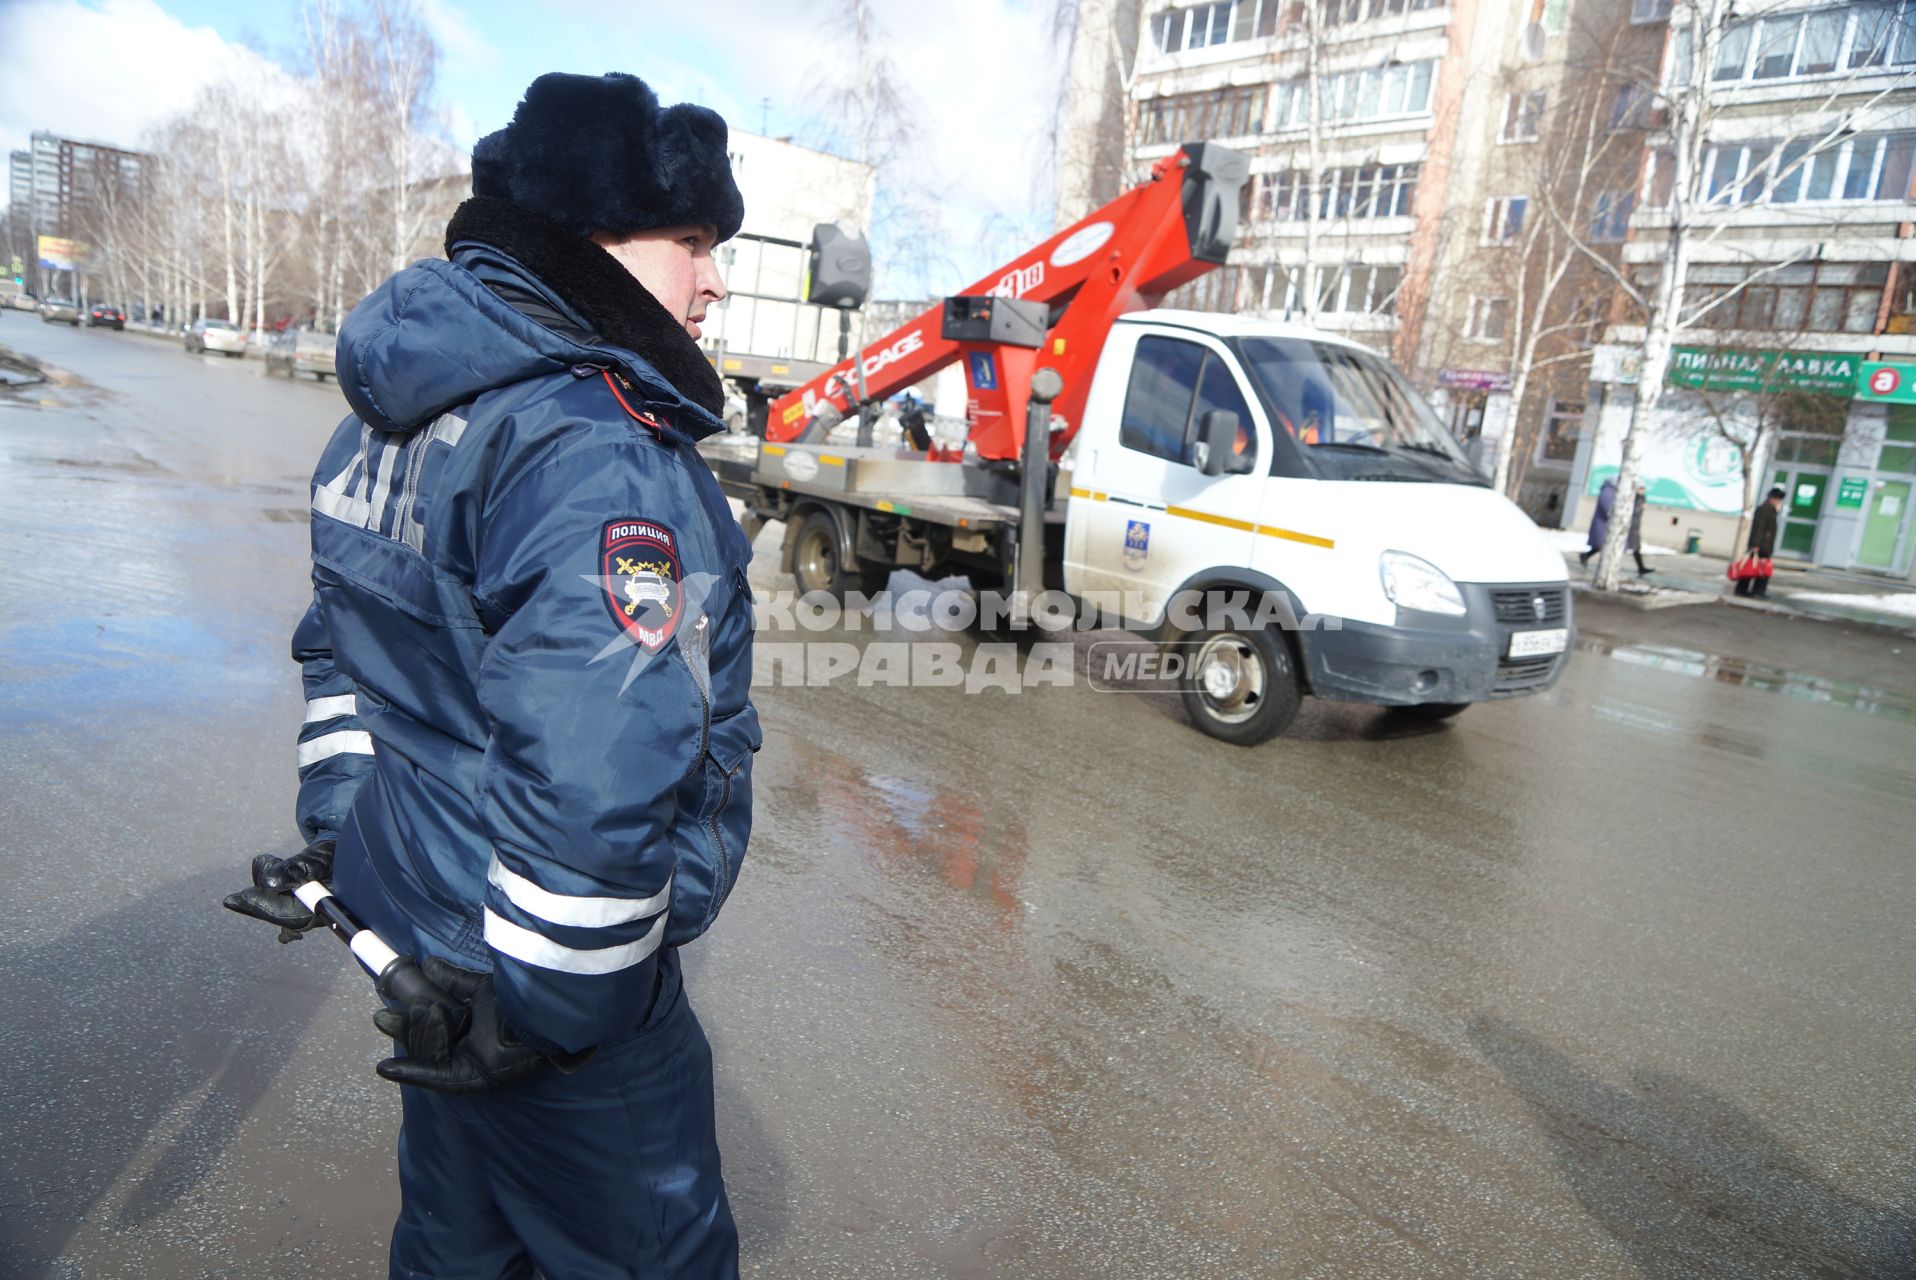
[{"x1": 1124, "y1": 520, "x2": 1151, "y2": 571}]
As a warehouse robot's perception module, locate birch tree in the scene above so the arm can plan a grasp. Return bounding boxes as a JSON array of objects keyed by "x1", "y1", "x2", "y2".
[{"x1": 367, "y1": 0, "x2": 440, "y2": 272}]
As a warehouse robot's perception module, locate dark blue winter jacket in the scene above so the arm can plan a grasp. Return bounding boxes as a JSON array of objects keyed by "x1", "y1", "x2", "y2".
[
  {"x1": 1586, "y1": 478, "x2": 1616, "y2": 551},
  {"x1": 292, "y1": 207, "x2": 758, "y2": 1054}
]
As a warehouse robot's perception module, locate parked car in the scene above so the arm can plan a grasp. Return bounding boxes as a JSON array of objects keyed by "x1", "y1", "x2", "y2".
[
  {"x1": 3, "y1": 293, "x2": 38, "y2": 313},
  {"x1": 38, "y1": 297, "x2": 81, "y2": 326},
  {"x1": 264, "y1": 327, "x2": 336, "y2": 380},
  {"x1": 185, "y1": 318, "x2": 247, "y2": 357},
  {"x1": 87, "y1": 303, "x2": 125, "y2": 330}
]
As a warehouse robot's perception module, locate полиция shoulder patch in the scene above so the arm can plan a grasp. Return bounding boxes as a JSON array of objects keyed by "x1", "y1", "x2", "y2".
[{"x1": 602, "y1": 519, "x2": 682, "y2": 653}]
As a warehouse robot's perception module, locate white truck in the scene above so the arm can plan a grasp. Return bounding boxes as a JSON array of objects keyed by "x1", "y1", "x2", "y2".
[{"x1": 709, "y1": 144, "x2": 1569, "y2": 745}]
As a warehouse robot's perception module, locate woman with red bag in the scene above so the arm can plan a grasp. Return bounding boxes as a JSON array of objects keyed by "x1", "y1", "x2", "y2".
[{"x1": 1733, "y1": 487, "x2": 1786, "y2": 598}]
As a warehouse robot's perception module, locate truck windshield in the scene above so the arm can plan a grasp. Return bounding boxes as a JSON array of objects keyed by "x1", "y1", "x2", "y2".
[{"x1": 1233, "y1": 337, "x2": 1484, "y2": 484}]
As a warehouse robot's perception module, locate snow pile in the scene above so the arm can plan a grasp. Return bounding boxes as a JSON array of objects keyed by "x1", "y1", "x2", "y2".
[
  {"x1": 1785, "y1": 591, "x2": 1916, "y2": 619},
  {"x1": 1544, "y1": 528, "x2": 1676, "y2": 556}
]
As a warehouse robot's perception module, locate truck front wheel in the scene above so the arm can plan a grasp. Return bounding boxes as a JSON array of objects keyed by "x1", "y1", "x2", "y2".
[{"x1": 1179, "y1": 627, "x2": 1301, "y2": 746}]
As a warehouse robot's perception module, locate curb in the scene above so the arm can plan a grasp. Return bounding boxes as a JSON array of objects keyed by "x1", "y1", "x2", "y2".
[
  {"x1": 1569, "y1": 581, "x2": 1716, "y2": 611},
  {"x1": 1573, "y1": 577, "x2": 1916, "y2": 637}
]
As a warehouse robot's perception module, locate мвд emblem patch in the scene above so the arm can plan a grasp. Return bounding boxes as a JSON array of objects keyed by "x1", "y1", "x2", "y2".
[{"x1": 602, "y1": 519, "x2": 682, "y2": 653}]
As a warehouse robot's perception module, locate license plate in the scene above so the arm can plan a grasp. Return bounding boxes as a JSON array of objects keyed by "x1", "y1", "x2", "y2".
[{"x1": 1507, "y1": 628, "x2": 1567, "y2": 658}]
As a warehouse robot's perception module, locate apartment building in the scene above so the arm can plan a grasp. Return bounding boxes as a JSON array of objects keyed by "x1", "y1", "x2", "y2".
[
  {"x1": 5, "y1": 131, "x2": 147, "y2": 297},
  {"x1": 1582, "y1": 0, "x2": 1916, "y2": 575}
]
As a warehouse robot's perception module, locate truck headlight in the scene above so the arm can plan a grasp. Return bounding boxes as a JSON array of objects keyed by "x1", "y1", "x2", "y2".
[{"x1": 1379, "y1": 550, "x2": 1466, "y2": 617}]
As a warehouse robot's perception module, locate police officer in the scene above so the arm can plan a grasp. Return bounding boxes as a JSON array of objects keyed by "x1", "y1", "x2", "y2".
[{"x1": 228, "y1": 72, "x2": 758, "y2": 1277}]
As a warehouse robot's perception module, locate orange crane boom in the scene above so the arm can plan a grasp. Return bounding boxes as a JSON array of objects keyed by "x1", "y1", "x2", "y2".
[{"x1": 767, "y1": 143, "x2": 1249, "y2": 463}]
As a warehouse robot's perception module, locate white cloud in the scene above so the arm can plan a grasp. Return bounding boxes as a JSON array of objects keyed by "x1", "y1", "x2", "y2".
[
  {"x1": 0, "y1": 0, "x2": 286, "y2": 164},
  {"x1": 415, "y1": 0, "x2": 498, "y2": 70}
]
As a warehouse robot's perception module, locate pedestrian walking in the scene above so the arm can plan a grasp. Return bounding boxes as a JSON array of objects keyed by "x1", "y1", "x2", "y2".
[
  {"x1": 1579, "y1": 477, "x2": 1615, "y2": 569},
  {"x1": 1626, "y1": 481, "x2": 1653, "y2": 577},
  {"x1": 226, "y1": 71, "x2": 756, "y2": 1278},
  {"x1": 1735, "y1": 486, "x2": 1786, "y2": 598}
]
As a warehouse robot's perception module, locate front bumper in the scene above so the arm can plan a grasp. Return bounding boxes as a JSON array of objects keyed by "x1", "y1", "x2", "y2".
[{"x1": 1301, "y1": 581, "x2": 1572, "y2": 706}]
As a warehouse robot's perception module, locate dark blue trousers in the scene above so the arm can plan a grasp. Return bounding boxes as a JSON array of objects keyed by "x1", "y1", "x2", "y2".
[{"x1": 388, "y1": 956, "x2": 738, "y2": 1279}]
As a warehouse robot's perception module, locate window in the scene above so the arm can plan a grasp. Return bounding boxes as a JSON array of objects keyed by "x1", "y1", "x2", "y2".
[
  {"x1": 1172, "y1": 264, "x2": 1248, "y2": 312},
  {"x1": 1273, "y1": 59, "x2": 1437, "y2": 129},
  {"x1": 1466, "y1": 295, "x2": 1511, "y2": 341},
  {"x1": 1879, "y1": 405, "x2": 1916, "y2": 474},
  {"x1": 1242, "y1": 262, "x2": 1401, "y2": 316},
  {"x1": 1138, "y1": 85, "x2": 1266, "y2": 145},
  {"x1": 1713, "y1": 21, "x2": 1754, "y2": 80},
  {"x1": 1117, "y1": 335, "x2": 1256, "y2": 472},
  {"x1": 1643, "y1": 260, "x2": 1894, "y2": 335},
  {"x1": 1262, "y1": 162, "x2": 1420, "y2": 220},
  {"x1": 1320, "y1": 263, "x2": 1403, "y2": 314},
  {"x1": 1193, "y1": 354, "x2": 1259, "y2": 473},
  {"x1": 1751, "y1": 15, "x2": 1803, "y2": 79},
  {"x1": 1501, "y1": 90, "x2": 1546, "y2": 143},
  {"x1": 1315, "y1": 0, "x2": 1443, "y2": 24},
  {"x1": 1849, "y1": 2, "x2": 1897, "y2": 69},
  {"x1": 1567, "y1": 295, "x2": 1608, "y2": 348},
  {"x1": 1798, "y1": 11, "x2": 1845, "y2": 74},
  {"x1": 1147, "y1": 1, "x2": 1287, "y2": 57},
  {"x1": 1643, "y1": 146, "x2": 1676, "y2": 208},
  {"x1": 1484, "y1": 195, "x2": 1528, "y2": 244},
  {"x1": 1537, "y1": 399, "x2": 1587, "y2": 464},
  {"x1": 1700, "y1": 3, "x2": 1916, "y2": 83},
  {"x1": 1610, "y1": 83, "x2": 1651, "y2": 129},
  {"x1": 1724, "y1": 132, "x2": 1916, "y2": 204},
  {"x1": 1543, "y1": 0, "x2": 1569, "y2": 34},
  {"x1": 1120, "y1": 336, "x2": 1204, "y2": 461},
  {"x1": 1630, "y1": 0, "x2": 1672, "y2": 21},
  {"x1": 1590, "y1": 190, "x2": 1634, "y2": 242}
]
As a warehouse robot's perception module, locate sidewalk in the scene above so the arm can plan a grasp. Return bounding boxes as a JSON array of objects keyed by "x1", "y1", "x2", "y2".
[{"x1": 1544, "y1": 529, "x2": 1916, "y2": 633}]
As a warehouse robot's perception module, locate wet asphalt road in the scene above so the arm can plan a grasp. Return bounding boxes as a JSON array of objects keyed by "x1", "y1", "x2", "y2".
[{"x1": 2, "y1": 318, "x2": 1913, "y2": 1279}]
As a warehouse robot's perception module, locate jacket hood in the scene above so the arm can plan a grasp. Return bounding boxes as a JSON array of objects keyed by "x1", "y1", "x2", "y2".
[{"x1": 336, "y1": 214, "x2": 726, "y2": 439}]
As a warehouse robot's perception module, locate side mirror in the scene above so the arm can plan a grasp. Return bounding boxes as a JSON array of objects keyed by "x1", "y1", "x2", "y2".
[{"x1": 1195, "y1": 408, "x2": 1239, "y2": 477}]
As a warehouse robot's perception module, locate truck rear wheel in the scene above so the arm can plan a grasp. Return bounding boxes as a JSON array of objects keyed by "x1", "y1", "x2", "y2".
[
  {"x1": 1179, "y1": 627, "x2": 1301, "y2": 746},
  {"x1": 791, "y1": 510, "x2": 885, "y2": 601}
]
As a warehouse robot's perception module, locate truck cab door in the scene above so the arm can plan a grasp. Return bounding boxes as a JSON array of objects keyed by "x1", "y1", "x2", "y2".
[{"x1": 1069, "y1": 328, "x2": 1269, "y2": 626}]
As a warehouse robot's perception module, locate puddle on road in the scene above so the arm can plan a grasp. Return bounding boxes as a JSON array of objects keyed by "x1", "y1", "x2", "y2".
[{"x1": 1579, "y1": 637, "x2": 1916, "y2": 723}]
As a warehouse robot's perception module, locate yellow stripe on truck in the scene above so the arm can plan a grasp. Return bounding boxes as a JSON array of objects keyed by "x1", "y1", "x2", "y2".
[
  {"x1": 1258, "y1": 524, "x2": 1335, "y2": 549},
  {"x1": 1165, "y1": 504, "x2": 1255, "y2": 533},
  {"x1": 1071, "y1": 489, "x2": 1335, "y2": 549}
]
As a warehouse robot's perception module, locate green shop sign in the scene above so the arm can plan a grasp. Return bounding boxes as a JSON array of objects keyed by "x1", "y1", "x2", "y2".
[
  {"x1": 1837, "y1": 476, "x2": 1869, "y2": 509},
  {"x1": 1666, "y1": 346, "x2": 1860, "y2": 396}
]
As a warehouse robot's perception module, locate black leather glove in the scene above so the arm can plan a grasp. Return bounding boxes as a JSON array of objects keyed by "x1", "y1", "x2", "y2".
[
  {"x1": 372, "y1": 957, "x2": 572, "y2": 1094},
  {"x1": 221, "y1": 841, "x2": 336, "y2": 941}
]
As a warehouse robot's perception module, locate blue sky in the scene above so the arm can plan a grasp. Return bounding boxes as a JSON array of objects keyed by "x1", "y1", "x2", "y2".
[{"x1": 0, "y1": 0, "x2": 1062, "y2": 292}]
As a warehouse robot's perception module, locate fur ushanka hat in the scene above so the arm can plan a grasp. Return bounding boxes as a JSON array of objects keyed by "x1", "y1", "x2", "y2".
[{"x1": 471, "y1": 72, "x2": 744, "y2": 243}]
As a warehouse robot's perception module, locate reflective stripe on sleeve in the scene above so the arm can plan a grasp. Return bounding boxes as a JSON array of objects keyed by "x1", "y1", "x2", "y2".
[
  {"x1": 303, "y1": 694, "x2": 359, "y2": 723},
  {"x1": 486, "y1": 855, "x2": 671, "y2": 929},
  {"x1": 297, "y1": 729, "x2": 375, "y2": 768},
  {"x1": 483, "y1": 908, "x2": 665, "y2": 975},
  {"x1": 312, "y1": 484, "x2": 372, "y2": 528}
]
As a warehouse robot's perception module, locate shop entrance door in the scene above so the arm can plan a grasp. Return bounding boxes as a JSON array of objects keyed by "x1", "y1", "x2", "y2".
[
  {"x1": 1770, "y1": 467, "x2": 1829, "y2": 558},
  {"x1": 1857, "y1": 479, "x2": 1911, "y2": 570},
  {"x1": 1448, "y1": 390, "x2": 1486, "y2": 447}
]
